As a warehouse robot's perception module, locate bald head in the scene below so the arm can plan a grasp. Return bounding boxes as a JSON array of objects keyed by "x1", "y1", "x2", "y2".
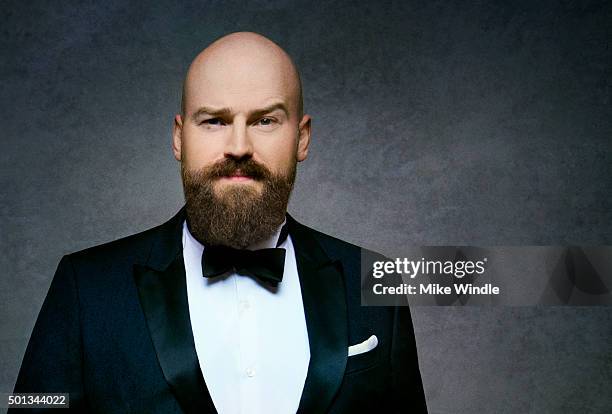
[{"x1": 181, "y1": 32, "x2": 303, "y2": 119}]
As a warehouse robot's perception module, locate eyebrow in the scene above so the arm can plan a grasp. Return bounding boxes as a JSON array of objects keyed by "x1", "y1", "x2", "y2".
[{"x1": 190, "y1": 102, "x2": 289, "y2": 121}]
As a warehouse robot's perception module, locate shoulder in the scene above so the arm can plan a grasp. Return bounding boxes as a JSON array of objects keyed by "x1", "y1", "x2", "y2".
[
  {"x1": 65, "y1": 209, "x2": 184, "y2": 270},
  {"x1": 67, "y1": 227, "x2": 154, "y2": 266},
  {"x1": 288, "y1": 215, "x2": 386, "y2": 263}
]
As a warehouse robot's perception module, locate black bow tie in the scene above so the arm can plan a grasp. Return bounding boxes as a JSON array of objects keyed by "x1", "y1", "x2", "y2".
[{"x1": 201, "y1": 224, "x2": 289, "y2": 287}]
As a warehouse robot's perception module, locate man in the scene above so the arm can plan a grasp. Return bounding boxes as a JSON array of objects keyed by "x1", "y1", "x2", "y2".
[{"x1": 12, "y1": 32, "x2": 427, "y2": 413}]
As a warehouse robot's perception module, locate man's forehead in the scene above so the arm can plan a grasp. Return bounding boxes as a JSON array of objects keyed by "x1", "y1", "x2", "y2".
[
  {"x1": 187, "y1": 59, "x2": 294, "y2": 101},
  {"x1": 185, "y1": 73, "x2": 295, "y2": 118}
]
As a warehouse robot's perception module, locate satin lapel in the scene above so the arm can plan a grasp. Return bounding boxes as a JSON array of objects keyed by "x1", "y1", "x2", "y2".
[
  {"x1": 288, "y1": 215, "x2": 348, "y2": 414},
  {"x1": 133, "y1": 208, "x2": 217, "y2": 414}
]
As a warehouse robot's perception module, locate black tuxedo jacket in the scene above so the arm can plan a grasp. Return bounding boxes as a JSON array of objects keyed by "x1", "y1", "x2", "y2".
[{"x1": 13, "y1": 208, "x2": 427, "y2": 413}]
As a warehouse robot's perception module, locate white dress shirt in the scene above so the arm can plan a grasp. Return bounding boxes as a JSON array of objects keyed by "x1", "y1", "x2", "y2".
[{"x1": 182, "y1": 220, "x2": 310, "y2": 414}]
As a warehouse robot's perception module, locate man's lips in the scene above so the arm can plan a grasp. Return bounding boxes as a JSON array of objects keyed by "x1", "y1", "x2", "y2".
[
  {"x1": 224, "y1": 175, "x2": 252, "y2": 181},
  {"x1": 218, "y1": 171, "x2": 255, "y2": 182}
]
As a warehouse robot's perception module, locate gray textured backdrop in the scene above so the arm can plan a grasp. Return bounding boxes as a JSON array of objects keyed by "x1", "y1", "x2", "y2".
[{"x1": 2, "y1": 0, "x2": 611, "y2": 413}]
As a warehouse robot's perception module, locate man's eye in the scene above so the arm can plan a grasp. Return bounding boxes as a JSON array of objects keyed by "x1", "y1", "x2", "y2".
[
  {"x1": 202, "y1": 118, "x2": 224, "y2": 126},
  {"x1": 258, "y1": 117, "x2": 274, "y2": 126}
]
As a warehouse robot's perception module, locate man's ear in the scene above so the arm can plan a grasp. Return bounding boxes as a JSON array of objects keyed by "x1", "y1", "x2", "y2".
[
  {"x1": 296, "y1": 114, "x2": 311, "y2": 162},
  {"x1": 172, "y1": 114, "x2": 183, "y2": 161}
]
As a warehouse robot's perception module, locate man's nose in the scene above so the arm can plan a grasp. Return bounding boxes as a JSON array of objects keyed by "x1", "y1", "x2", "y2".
[{"x1": 224, "y1": 121, "x2": 253, "y2": 159}]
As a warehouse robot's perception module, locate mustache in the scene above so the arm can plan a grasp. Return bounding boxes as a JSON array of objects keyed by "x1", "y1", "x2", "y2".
[{"x1": 194, "y1": 158, "x2": 272, "y2": 181}]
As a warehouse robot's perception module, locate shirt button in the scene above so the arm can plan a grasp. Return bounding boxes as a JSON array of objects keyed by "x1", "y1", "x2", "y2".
[
  {"x1": 239, "y1": 300, "x2": 250, "y2": 312},
  {"x1": 246, "y1": 367, "x2": 255, "y2": 377}
]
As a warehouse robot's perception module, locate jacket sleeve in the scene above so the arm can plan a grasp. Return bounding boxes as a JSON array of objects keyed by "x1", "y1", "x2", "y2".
[
  {"x1": 391, "y1": 304, "x2": 428, "y2": 413},
  {"x1": 10, "y1": 255, "x2": 88, "y2": 412}
]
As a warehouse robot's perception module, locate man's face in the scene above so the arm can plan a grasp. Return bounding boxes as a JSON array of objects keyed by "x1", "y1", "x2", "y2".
[
  {"x1": 177, "y1": 69, "x2": 306, "y2": 194},
  {"x1": 173, "y1": 37, "x2": 310, "y2": 248}
]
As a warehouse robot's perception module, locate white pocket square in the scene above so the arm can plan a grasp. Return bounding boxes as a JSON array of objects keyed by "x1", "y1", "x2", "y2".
[{"x1": 348, "y1": 335, "x2": 378, "y2": 357}]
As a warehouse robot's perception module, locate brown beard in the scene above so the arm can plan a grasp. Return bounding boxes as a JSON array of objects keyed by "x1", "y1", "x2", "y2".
[{"x1": 181, "y1": 157, "x2": 296, "y2": 249}]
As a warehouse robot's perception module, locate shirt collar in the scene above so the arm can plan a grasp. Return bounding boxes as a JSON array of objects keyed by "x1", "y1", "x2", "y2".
[{"x1": 182, "y1": 218, "x2": 288, "y2": 251}]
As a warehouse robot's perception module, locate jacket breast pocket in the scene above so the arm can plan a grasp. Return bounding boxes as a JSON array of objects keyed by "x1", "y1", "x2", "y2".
[{"x1": 344, "y1": 346, "x2": 380, "y2": 375}]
